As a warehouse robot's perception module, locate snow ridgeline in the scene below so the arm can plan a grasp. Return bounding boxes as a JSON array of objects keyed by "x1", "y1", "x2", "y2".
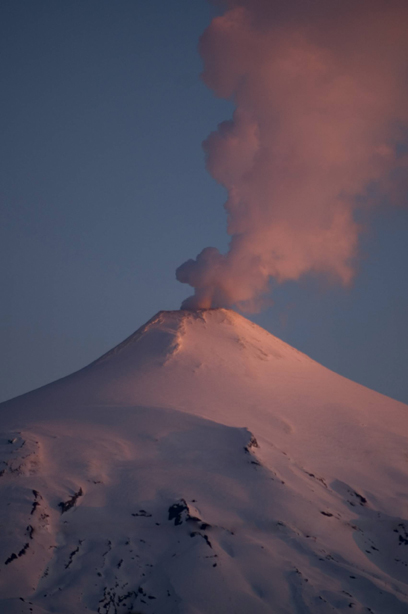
[{"x1": 1, "y1": 308, "x2": 408, "y2": 613}]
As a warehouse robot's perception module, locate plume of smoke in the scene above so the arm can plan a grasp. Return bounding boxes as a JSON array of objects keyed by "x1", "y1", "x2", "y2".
[{"x1": 177, "y1": 0, "x2": 408, "y2": 311}]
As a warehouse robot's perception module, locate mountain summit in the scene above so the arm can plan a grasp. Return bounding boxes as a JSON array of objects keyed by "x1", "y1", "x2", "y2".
[{"x1": 1, "y1": 309, "x2": 408, "y2": 613}]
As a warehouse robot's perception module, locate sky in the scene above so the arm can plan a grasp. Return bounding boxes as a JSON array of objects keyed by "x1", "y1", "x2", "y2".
[{"x1": 1, "y1": 0, "x2": 407, "y2": 405}]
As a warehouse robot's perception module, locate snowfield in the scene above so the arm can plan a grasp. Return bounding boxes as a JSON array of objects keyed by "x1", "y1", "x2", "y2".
[{"x1": 0, "y1": 308, "x2": 408, "y2": 613}]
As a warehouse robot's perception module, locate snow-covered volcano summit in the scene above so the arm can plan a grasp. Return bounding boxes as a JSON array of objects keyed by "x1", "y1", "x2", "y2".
[{"x1": 1, "y1": 309, "x2": 408, "y2": 614}]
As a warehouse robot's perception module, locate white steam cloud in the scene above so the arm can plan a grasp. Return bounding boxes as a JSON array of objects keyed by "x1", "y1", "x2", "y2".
[{"x1": 177, "y1": 0, "x2": 408, "y2": 311}]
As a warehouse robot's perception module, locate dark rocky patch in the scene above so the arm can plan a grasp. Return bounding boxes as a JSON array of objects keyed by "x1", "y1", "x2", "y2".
[
  {"x1": 168, "y1": 500, "x2": 188, "y2": 525},
  {"x1": 353, "y1": 491, "x2": 367, "y2": 506},
  {"x1": 5, "y1": 542, "x2": 29, "y2": 565},
  {"x1": 98, "y1": 585, "x2": 138, "y2": 614},
  {"x1": 244, "y1": 434, "x2": 259, "y2": 454},
  {"x1": 393, "y1": 523, "x2": 408, "y2": 546},
  {"x1": 189, "y1": 531, "x2": 212, "y2": 548},
  {"x1": 59, "y1": 487, "x2": 83, "y2": 514},
  {"x1": 18, "y1": 543, "x2": 29, "y2": 557},
  {"x1": 247, "y1": 434, "x2": 259, "y2": 449},
  {"x1": 168, "y1": 499, "x2": 202, "y2": 526},
  {"x1": 305, "y1": 471, "x2": 328, "y2": 488},
  {"x1": 65, "y1": 547, "x2": 79, "y2": 569},
  {"x1": 30, "y1": 490, "x2": 42, "y2": 515},
  {"x1": 5, "y1": 552, "x2": 18, "y2": 565},
  {"x1": 31, "y1": 502, "x2": 40, "y2": 515},
  {"x1": 102, "y1": 540, "x2": 112, "y2": 559},
  {"x1": 202, "y1": 534, "x2": 212, "y2": 548}
]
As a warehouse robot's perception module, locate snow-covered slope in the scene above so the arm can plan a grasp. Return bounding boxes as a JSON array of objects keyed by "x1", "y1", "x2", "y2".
[{"x1": 1, "y1": 309, "x2": 408, "y2": 614}]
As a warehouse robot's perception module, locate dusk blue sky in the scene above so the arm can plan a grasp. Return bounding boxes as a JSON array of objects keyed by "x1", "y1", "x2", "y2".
[{"x1": 1, "y1": 0, "x2": 407, "y2": 405}]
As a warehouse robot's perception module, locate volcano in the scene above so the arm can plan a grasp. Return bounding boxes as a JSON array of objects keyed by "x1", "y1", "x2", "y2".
[{"x1": 1, "y1": 309, "x2": 408, "y2": 614}]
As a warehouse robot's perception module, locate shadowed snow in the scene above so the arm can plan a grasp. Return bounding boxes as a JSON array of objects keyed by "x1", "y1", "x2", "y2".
[{"x1": 0, "y1": 309, "x2": 407, "y2": 613}]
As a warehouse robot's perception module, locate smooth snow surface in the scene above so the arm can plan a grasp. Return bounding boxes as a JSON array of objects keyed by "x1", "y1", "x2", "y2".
[{"x1": 1, "y1": 308, "x2": 408, "y2": 614}]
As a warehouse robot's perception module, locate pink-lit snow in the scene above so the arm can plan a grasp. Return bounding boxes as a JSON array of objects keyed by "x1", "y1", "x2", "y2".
[{"x1": 0, "y1": 309, "x2": 407, "y2": 613}]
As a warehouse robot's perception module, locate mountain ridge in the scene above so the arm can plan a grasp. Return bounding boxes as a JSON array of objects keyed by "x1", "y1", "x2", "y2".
[
  {"x1": 92, "y1": 308, "x2": 310, "y2": 362},
  {"x1": 0, "y1": 309, "x2": 407, "y2": 613}
]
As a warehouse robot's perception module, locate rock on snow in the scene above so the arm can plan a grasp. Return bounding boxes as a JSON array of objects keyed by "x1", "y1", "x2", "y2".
[{"x1": 0, "y1": 308, "x2": 408, "y2": 613}]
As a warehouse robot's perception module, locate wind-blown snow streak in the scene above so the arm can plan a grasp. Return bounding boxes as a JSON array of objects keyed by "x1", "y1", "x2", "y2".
[{"x1": 177, "y1": 0, "x2": 408, "y2": 310}]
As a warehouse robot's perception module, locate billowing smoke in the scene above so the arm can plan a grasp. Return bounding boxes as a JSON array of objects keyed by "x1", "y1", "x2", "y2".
[{"x1": 177, "y1": 0, "x2": 408, "y2": 311}]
